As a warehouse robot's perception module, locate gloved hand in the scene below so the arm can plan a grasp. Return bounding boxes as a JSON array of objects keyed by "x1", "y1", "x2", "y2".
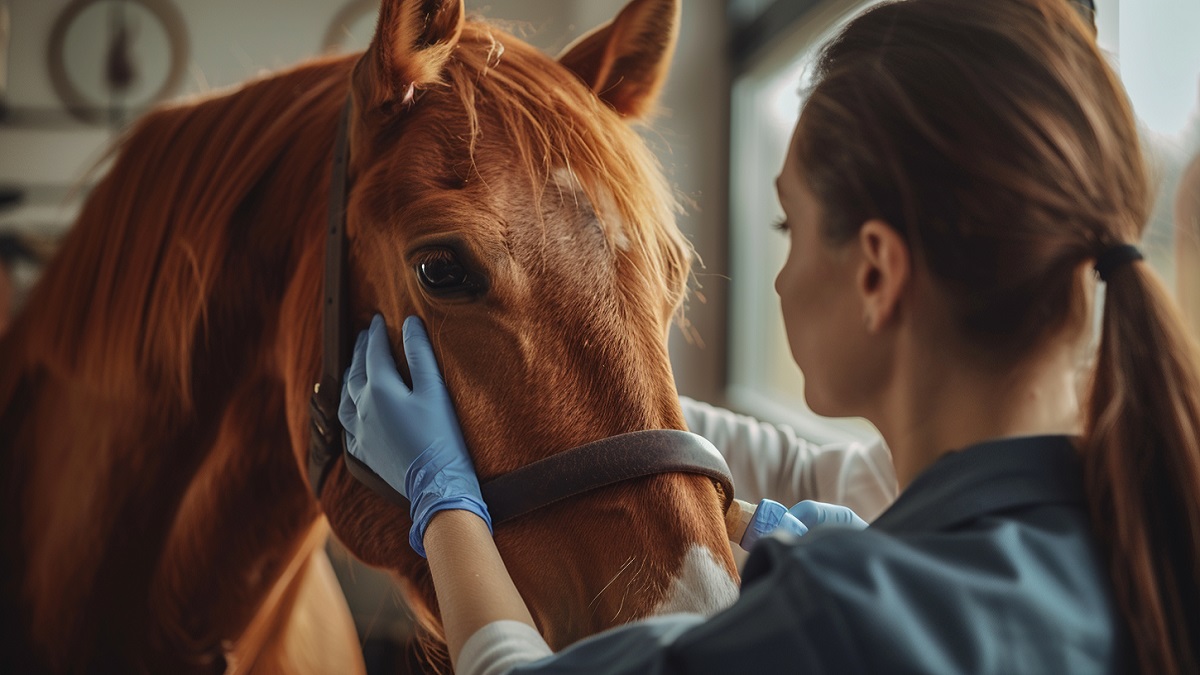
[
  {"x1": 787, "y1": 500, "x2": 869, "y2": 531},
  {"x1": 740, "y1": 499, "x2": 868, "y2": 551},
  {"x1": 740, "y1": 499, "x2": 807, "y2": 550},
  {"x1": 339, "y1": 314, "x2": 491, "y2": 558}
]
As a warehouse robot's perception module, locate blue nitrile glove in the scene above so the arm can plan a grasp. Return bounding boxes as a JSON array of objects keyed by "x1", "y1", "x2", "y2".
[
  {"x1": 788, "y1": 500, "x2": 869, "y2": 531},
  {"x1": 339, "y1": 314, "x2": 491, "y2": 558},
  {"x1": 740, "y1": 499, "x2": 808, "y2": 550},
  {"x1": 741, "y1": 499, "x2": 869, "y2": 551}
]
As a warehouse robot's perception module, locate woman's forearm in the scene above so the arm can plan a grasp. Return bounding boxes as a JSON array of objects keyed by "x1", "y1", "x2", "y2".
[{"x1": 423, "y1": 509, "x2": 540, "y2": 670}]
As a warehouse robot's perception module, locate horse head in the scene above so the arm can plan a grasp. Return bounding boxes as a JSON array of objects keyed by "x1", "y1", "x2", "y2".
[
  {"x1": 300, "y1": 0, "x2": 740, "y2": 652},
  {"x1": 0, "y1": 0, "x2": 738, "y2": 670}
]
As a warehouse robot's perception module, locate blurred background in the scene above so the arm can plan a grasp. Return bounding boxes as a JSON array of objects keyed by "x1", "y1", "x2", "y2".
[{"x1": 0, "y1": 0, "x2": 1196, "y2": 671}]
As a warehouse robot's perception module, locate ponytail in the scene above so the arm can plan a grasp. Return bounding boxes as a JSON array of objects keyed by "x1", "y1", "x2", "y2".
[{"x1": 1085, "y1": 260, "x2": 1200, "y2": 675}]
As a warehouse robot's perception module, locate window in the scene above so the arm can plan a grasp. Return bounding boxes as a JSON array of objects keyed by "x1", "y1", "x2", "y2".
[
  {"x1": 728, "y1": 0, "x2": 882, "y2": 443},
  {"x1": 725, "y1": 0, "x2": 1200, "y2": 440},
  {"x1": 1113, "y1": 0, "x2": 1200, "y2": 331}
]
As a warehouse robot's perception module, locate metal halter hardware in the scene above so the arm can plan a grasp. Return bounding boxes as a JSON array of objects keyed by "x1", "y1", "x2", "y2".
[{"x1": 306, "y1": 97, "x2": 735, "y2": 522}]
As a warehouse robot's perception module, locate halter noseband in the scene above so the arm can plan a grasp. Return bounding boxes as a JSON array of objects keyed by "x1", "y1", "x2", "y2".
[{"x1": 306, "y1": 97, "x2": 734, "y2": 522}]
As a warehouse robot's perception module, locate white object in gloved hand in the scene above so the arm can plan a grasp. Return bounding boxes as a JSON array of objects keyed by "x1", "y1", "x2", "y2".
[
  {"x1": 788, "y1": 499, "x2": 869, "y2": 531},
  {"x1": 740, "y1": 498, "x2": 869, "y2": 551},
  {"x1": 740, "y1": 499, "x2": 808, "y2": 550}
]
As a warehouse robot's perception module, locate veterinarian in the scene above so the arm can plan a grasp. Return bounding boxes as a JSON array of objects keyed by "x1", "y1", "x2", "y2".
[{"x1": 339, "y1": 0, "x2": 1200, "y2": 672}]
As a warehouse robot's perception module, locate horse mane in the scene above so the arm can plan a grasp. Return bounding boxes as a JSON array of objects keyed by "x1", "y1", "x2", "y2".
[{"x1": 7, "y1": 56, "x2": 353, "y2": 414}]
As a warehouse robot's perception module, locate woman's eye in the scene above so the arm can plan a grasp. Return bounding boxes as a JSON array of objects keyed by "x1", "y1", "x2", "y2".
[{"x1": 417, "y1": 254, "x2": 470, "y2": 291}]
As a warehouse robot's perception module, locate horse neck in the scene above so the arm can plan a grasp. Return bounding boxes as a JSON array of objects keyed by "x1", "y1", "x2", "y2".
[
  {"x1": 498, "y1": 483, "x2": 733, "y2": 648},
  {"x1": 0, "y1": 61, "x2": 349, "y2": 671}
]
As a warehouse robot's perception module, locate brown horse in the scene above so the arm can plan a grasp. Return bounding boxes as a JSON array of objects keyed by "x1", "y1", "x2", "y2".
[{"x1": 0, "y1": 0, "x2": 739, "y2": 672}]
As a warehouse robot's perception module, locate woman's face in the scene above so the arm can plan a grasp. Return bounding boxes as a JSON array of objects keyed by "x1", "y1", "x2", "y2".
[{"x1": 774, "y1": 129, "x2": 881, "y2": 417}]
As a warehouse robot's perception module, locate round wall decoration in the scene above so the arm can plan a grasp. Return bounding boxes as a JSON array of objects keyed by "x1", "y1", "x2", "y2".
[{"x1": 46, "y1": 0, "x2": 189, "y2": 125}]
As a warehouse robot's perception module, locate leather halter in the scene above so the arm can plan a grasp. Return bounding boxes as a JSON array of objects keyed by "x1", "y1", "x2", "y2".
[
  {"x1": 306, "y1": 97, "x2": 735, "y2": 522},
  {"x1": 481, "y1": 430, "x2": 733, "y2": 524},
  {"x1": 307, "y1": 98, "x2": 353, "y2": 498}
]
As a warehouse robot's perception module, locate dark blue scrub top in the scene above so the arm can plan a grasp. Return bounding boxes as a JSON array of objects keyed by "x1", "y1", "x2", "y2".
[{"x1": 512, "y1": 435, "x2": 1131, "y2": 674}]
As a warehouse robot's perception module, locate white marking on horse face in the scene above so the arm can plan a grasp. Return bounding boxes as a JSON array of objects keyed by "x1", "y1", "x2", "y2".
[
  {"x1": 551, "y1": 167, "x2": 631, "y2": 251},
  {"x1": 653, "y1": 544, "x2": 739, "y2": 617}
]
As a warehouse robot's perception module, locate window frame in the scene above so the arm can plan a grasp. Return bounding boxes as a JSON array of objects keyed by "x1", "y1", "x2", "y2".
[{"x1": 724, "y1": 0, "x2": 883, "y2": 443}]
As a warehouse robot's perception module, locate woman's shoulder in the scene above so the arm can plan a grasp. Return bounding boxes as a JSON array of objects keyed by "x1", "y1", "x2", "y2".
[{"x1": 733, "y1": 515, "x2": 1129, "y2": 673}]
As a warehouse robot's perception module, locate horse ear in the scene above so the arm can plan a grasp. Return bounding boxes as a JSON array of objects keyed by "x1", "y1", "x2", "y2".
[
  {"x1": 556, "y1": 0, "x2": 680, "y2": 119},
  {"x1": 352, "y1": 0, "x2": 465, "y2": 116}
]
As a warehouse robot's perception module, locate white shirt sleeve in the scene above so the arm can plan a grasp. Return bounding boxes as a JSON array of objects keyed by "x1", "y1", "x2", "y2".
[
  {"x1": 457, "y1": 614, "x2": 707, "y2": 675},
  {"x1": 457, "y1": 621, "x2": 553, "y2": 675},
  {"x1": 680, "y1": 396, "x2": 898, "y2": 522}
]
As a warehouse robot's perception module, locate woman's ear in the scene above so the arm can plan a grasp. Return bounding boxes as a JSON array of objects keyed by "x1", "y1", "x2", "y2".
[
  {"x1": 857, "y1": 220, "x2": 911, "y2": 332},
  {"x1": 556, "y1": 0, "x2": 679, "y2": 119},
  {"x1": 351, "y1": 0, "x2": 464, "y2": 131}
]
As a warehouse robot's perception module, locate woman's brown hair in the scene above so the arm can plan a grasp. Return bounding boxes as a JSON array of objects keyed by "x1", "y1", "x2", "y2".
[{"x1": 795, "y1": 0, "x2": 1200, "y2": 672}]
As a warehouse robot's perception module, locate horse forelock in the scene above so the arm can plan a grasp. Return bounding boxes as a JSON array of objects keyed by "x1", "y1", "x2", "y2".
[
  {"x1": 11, "y1": 55, "x2": 355, "y2": 413},
  {"x1": 356, "y1": 22, "x2": 693, "y2": 311}
]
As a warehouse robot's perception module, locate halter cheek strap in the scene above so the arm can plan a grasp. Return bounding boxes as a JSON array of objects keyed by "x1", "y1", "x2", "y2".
[
  {"x1": 1094, "y1": 244, "x2": 1143, "y2": 282},
  {"x1": 308, "y1": 97, "x2": 353, "y2": 499}
]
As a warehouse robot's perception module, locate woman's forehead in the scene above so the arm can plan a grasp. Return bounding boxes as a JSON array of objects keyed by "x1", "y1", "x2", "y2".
[{"x1": 776, "y1": 149, "x2": 805, "y2": 200}]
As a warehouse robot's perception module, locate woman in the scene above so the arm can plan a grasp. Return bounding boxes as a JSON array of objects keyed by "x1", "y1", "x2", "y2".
[{"x1": 339, "y1": 0, "x2": 1200, "y2": 672}]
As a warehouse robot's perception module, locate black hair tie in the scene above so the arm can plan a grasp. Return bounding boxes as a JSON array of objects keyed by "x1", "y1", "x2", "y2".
[{"x1": 1094, "y1": 244, "x2": 1143, "y2": 282}]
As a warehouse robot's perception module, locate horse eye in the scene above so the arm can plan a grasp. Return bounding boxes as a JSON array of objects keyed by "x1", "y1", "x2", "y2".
[{"x1": 417, "y1": 254, "x2": 470, "y2": 291}]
